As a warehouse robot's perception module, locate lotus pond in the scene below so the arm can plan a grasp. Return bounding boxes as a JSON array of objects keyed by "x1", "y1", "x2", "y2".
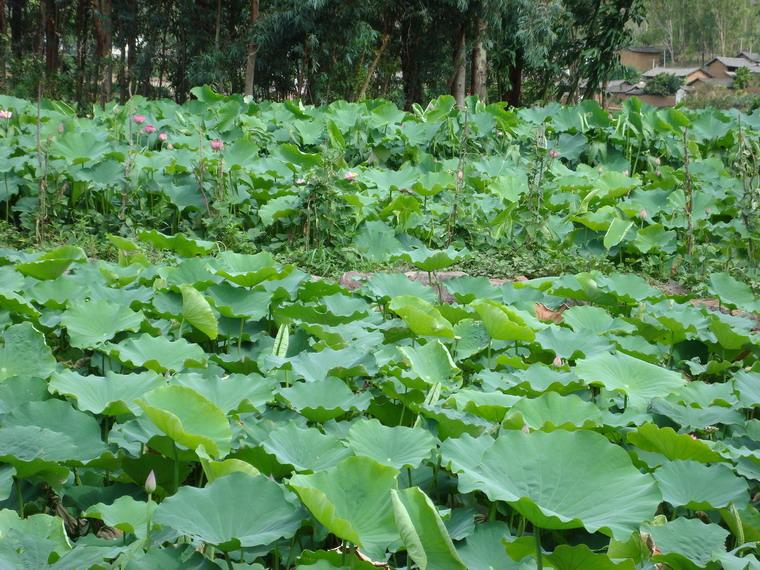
[
  {"x1": 0, "y1": 90, "x2": 759, "y2": 569},
  {"x1": 0, "y1": 234, "x2": 758, "y2": 569}
]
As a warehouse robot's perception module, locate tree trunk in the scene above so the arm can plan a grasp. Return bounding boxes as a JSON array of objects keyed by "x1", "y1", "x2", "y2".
[
  {"x1": 243, "y1": 0, "x2": 259, "y2": 97},
  {"x1": 214, "y1": 0, "x2": 221, "y2": 50},
  {"x1": 126, "y1": 0, "x2": 137, "y2": 97},
  {"x1": 504, "y1": 47, "x2": 523, "y2": 107},
  {"x1": 0, "y1": 0, "x2": 6, "y2": 88},
  {"x1": 400, "y1": 15, "x2": 422, "y2": 110},
  {"x1": 470, "y1": 17, "x2": 487, "y2": 102},
  {"x1": 356, "y1": 32, "x2": 389, "y2": 101},
  {"x1": 41, "y1": 0, "x2": 58, "y2": 93},
  {"x1": 451, "y1": 23, "x2": 466, "y2": 108},
  {"x1": 75, "y1": 0, "x2": 89, "y2": 109},
  {"x1": 92, "y1": 0, "x2": 112, "y2": 108},
  {"x1": 9, "y1": 0, "x2": 23, "y2": 58},
  {"x1": 118, "y1": 42, "x2": 126, "y2": 103}
]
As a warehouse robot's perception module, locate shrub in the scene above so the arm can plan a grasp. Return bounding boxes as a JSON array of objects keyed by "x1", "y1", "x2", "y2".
[{"x1": 644, "y1": 73, "x2": 683, "y2": 96}]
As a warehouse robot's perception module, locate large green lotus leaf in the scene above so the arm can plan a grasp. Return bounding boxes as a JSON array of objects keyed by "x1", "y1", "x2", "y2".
[
  {"x1": 389, "y1": 295, "x2": 455, "y2": 338},
  {"x1": 137, "y1": 385, "x2": 231, "y2": 458},
  {"x1": 259, "y1": 194, "x2": 301, "y2": 226},
  {"x1": 347, "y1": 419, "x2": 436, "y2": 469},
  {"x1": 456, "y1": 430, "x2": 660, "y2": 539},
  {"x1": 627, "y1": 424, "x2": 724, "y2": 464},
  {"x1": 448, "y1": 390, "x2": 520, "y2": 423},
  {"x1": 51, "y1": 130, "x2": 109, "y2": 164},
  {"x1": 158, "y1": 258, "x2": 222, "y2": 289},
  {"x1": 363, "y1": 273, "x2": 437, "y2": 304},
  {"x1": 391, "y1": 487, "x2": 466, "y2": 570},
  {"x1": 123, "y1": 545, "x2": 222, "y2": 570},
  {"x1": 535, "y1": 326, "x2": 613, "y2": 359},
  {"x1": 456, "y1": 522, "x2": 522, "y2": 570},
  {"x1": 398, "y1": 340, "x2": 459, "y2": 386},
  {"x1": 295, "y1": 549, "x2": 380, "y2": 569},
  {"x1": 0, "y1": 399, "x2": 107, "y2": 479},
  {"x1": 545, "y1": 543, "x2": 636, "y2": 570},
  {"x1": 654, "y1": 460, "x2": 748, "y2": 510},
  {"x1": 213, "y1": 251, "x2": 281, "y2": 287},
  {"x1": 354, "y1": 221, "x2": 405, "y2": 263},
  {"x1": 603, "y1": 217, "x2": 633, "y2": 250},
  {"x1": 453, "y1": 319, "x2": 490, "y2": 360},
  {"x1": 708, "y1": 273, "x2": 759, "y2": 312},
  {"x1": 398, "y1": 246, "x2": 468, "y2": 272},
  {"x1": 206, "y1": 283, "x2": 271, "y2": 319},
  {"x1": 105, "y1": 334, "x2": 207, "y2": 373},
  {"x1": 0, "y1": 290, "x2": 40, "y2": 319},
  {"x1": 179, "y1": 284, "x2": 218, "y2": 339},
  {"x1": 645, "y1": 518, "x2": 728, "y2": 569},
  {"x1": 15, "y1": 245, "x2": 87, "y2": 280},
  {"x1": 597, "y1": 273, "x2": 661, "y2": 303},
  {"x1": 288, "y1": 346, "x2": 371, "y2": 383},
  {"x1": 735, "y1": 371, "x2": 760, "y2": 408},
  {"x1": 0, "y1": 511, "x2": 71, "y2": 567},
  {"x1": 0, "y1": 465, "x2": 14, "y2": 501},
  {"x1": 84, "y1": 496, "x2": 156, "y2": 538},
  {"x1": 48, "y1": 369, "x2": 162, "y2": 415},
  {"x1": 137, "y1": 229, "x2": 215, "y2": 257},
  {"x1": 175, "y1": 372, "x2": 276, "y2": 413},
  {"x1": 289, "y1": 456, "x2": 400, "y2": 561},
  {"x1": 60, "y1": 299, "x2": 144, "y2": 348},
  {"x1": 0, "y1": 322, "x2": 56, "y2": 382},
  {"x1": 632, "y1": 224, "x2": 677, "y2": 254},
  {"x1": 505, "y1": 392, "x2": 602, "y2": 431},
  {"x1": 154, "y1": 473, "x2": 303, "y2": 551},
  {"x1": 470, "y1": 299, "x2": 535, "y2": 342},
  {"x1": 261, "y1": 422, "x2": 352, "y2": 472},
  {"x1": 279, "y1": 377, "x2": 371, "y2": 422},
  {"x1": 574, "y1": 352, "x2": 685, "y2": 409},
  {"x1": 650, "y1": 399, "x2": 744, "y2": 430}
]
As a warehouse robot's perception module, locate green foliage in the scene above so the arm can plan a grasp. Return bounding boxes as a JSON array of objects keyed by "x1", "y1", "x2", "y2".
[{"x1": 644, "y1": 73, "x2": 683, "y2": 96}]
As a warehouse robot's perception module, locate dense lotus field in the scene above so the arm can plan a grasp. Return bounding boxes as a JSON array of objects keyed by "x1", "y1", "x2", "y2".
[
  {"x1": 0, "y1": 234, "x2": 758, "y2": 569},
  {"x1": 0, "y1": 88, "x2": 757, "y2": 282}
]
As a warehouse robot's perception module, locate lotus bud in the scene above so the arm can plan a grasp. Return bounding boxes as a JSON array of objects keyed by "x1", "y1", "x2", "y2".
[
  {"x1": 158, "y1": 132, "x2": 168, "y2": 142},
  {"x1": 654, "y1": 157, "x2": 661, "y2": 166},
  {"x1": 295, "y1": 178, "x2": 306, "y2": 185},
  {"x1": 655, "y1": 170, "x2": 661, "y2": 177},
  {"x1": 639, "y1": 209, "x2": 648, "y2": 219},
  {"x1": 344, "y1": 171, "x2": 358, "y2": 181},
  {"x1": 167, "y1": 143, "x2": 174, "y2": 150},
  {"x1": 552, "y1": 354, "x2": 564, "y2": 367},
  {"x1": 521, "y1": 423, "x2": 530, "y2": 434},
  {"x1": 456, "y1": 170, "x2": 464, "y2": 180},
  {"x1": 145, "y1": 470, "x2": 156, "y2": 494},
  {"x1": 210, "y1": 139, "x2": 224, "y2": 151},
  {"x1": 549, "y1": 149, "x2": 560, "y2": 159},
  {"x1": 143, "y1": 124, "x2": 156, "y2": 134},
  {"x1": 0, "y1": 110, "x2": 13, "y2": 120},
  {"x1": 623, "y1": 170, "x2": 629, "y2": 177},
  {"x1": 132, "y1": 114, "x2": 146, "y2": 125},
  {"x1": 58, "y1": 123, "x2": 65, "y2": 133}
]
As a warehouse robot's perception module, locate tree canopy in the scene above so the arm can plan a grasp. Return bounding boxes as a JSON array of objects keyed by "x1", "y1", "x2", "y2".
[{"x1": 0, "y1": 0, "x2": 645, "y2": 109}]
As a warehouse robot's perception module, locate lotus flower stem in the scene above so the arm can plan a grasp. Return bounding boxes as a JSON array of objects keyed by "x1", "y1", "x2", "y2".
[
  {"x1": 535, "y1": 526, "x2": 543, "y2": 570},
  {"x1": 172, "y1": 442, "x2": 180, "y2": 491},
  {"x1": 14, "y1": 477, "x2": 23, "y2": 518}
]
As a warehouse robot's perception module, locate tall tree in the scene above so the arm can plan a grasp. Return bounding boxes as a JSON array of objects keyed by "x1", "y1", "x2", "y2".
[
  {"x1": 93, "y1": 0, "x2": 113, "y2": 107},
  {"x1": 243, "y1": 0, "x2": 259, "y2": 97}
]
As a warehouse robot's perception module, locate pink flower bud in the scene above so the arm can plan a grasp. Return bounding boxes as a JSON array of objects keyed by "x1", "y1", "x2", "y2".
[
  {"x1": 58, "y1": 123, "x2": 65, "y2": 133},
  {"x1": 167, "y1": 143, "x2": 174, "y2": 150},
  {"x1": 210, "y1": 139, "x2": 224, "y2": 151},
  {"x1": 521, "y1": 423, "x2": 530, "y2": 434},
  {"x1": 552, "y1": 354, "x2": 564, "y2": 367},
  {"x1": 158, "y1": 132, "x2": 168, "y2": 142},
  {"x1": 654, "y1": 157, "x2": 661, "y2": 166},
  {"x1": 0, "y1": 110, "x2": 12, "y2": 120},
  {"x1": 132, "y1": 114, "x2": 146, "y2": 125},
  {"x1": 623, "y1": 170, "x2": 629, "y2": 177},
  {"x1": 296, "y1": 178, "x2": 306, "y2": 185},
  {"x1": 456, "y1": 170, "x2": 464, "y2": 181},
  {"x1": 639, "y1": 209, "x2": 648, "y2": 219},
  {"x1": 145, "y1": 470, "x2": 156, "y2": 494},
  {"x1": 656, "y1": 170, "x2": 661, "y2": 177},
  {"x1": 143, "y1": 124, "x2": 156, "y2": 134},
  {"x1": 344, "y1": 171, "x2": 358, "y2": 181},
  {"x1": 549, "y1": 149, "x2": 560, "y2": 159}
]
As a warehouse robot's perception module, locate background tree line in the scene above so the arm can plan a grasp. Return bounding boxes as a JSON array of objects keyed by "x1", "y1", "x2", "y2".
[
  {"x1": 0, "y1": 0, "x2": 645, "y2": 110},
  {"x1": 636, "y1": 0, "x2": 760, "y2": 66}
]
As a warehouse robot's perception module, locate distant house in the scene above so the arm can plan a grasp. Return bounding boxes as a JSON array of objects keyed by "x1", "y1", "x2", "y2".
[
  {"x1": 619, "y1": 47, "x2": 665, "y2": 72},
  {"x1": 704, "y1": 56, "x2": 759, "y2": 78},
  {"x1": 737, "y1": 51, "x2": 760, "y2": 63},
  {"x1": 642, "y1": 67, "x2": 712, "y2": 86}
]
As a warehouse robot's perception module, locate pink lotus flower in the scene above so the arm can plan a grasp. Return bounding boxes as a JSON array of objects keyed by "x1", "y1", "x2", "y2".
[
  {"x1": 296, "y1": 178, "x2": 306, "y2": 185},
  {"x1": 132, "y1": 114, "x2": 146, "y2": 125},
  {"x1": 145, "y1": 470, "x2": 156, "y2": 494},
  {"x1": 0, "y1": 110, "x2": 12, "y2": 120},
  {"x1": 158, "y1": 132, "x2": 168, "y2": 142},
  {"x1": 143, "y1": 124, "x2": 156, "y2": 134},
  {"x1": 552, "y1": 354, "x2": 564, "y2": 367},
  {"x1": 344, "y1": 171, "x2": 358, "y2": 181},
  {"x1": 210, "y1": 139, "x2": 224, "y2": 151},
  {"x1": 549, "y1": 149, "x2": 560, "y2": 159},
  {"x1": 639, "y1": 208, "x2": 648, "y2": 219}
]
